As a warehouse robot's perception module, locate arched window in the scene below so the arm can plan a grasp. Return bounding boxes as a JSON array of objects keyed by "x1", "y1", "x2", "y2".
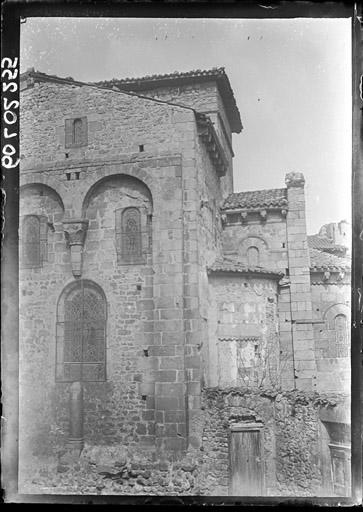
[
  {"x1": 334, "y1": 314, "x2": 349, "y2": 356},
  {"x1": 21, "y1": 215, "x2": 48, "y2": 268},
  {"x1": 73, "y1": 118, "x2": 83, "y2": 145},
  {"x1": 56, "y1": 281, "x2": 106, "y2": 382},
  {"x1": 65, "y1": 117, "x2": 88, "y2": 148},
  {"x1": 115, "y1": 207, "x2": 147, "y2": 264},
  {"x1": 123, "y1": 207, "x2": 141, "y2": 258},
  {"x1": 247, "y1": 246, "x2": 260, "y2": 267}
]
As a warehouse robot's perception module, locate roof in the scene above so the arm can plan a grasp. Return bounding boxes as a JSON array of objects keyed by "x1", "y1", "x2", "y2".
[
  {"x1": 308, "y1": 235, "x2": 347, "y2": 255},
  {"x1": 207, "y1": 257, "x2": 284, "y2": 278},
  {"x1": 93, "y1": 67, "x2": 243, "y2": 134},
  {"x1": 309, "y1": 248, "x2": 351, "y2": 272},
  {"x1": 222, "y1": 188, "x2": 288, "y2": 210}
]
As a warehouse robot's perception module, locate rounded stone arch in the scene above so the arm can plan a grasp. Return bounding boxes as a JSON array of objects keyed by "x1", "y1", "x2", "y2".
[
  {"x1": 20, "y1": 183, "x2": 65, "y2": 218},
  {"x1": 82, "y1": 173, "x2": 153, "y2": 216},
  {"x1": 238, "y1": 235, "x2": 269, "y2": 266},
  {"x1": 82, "y1": 174, "x2": 153, "y2": 265},
  {"x1": 56, "y1": 279, "x2": 108, "y2": 382},
  {"x1": 323, "y1": 303, "x2": 350, "y2": 330},
  {"x1": 57, "y1": 278, "x2": 107, "y2": 321}
]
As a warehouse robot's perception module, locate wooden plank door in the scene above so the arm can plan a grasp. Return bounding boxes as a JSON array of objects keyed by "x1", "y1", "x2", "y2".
[{"x1": 230, "y1": 429, "x2": 263, "y2": 496}]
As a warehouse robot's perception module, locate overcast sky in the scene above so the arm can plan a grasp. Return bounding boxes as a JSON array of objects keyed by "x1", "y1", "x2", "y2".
[{"x1": 20, "y1": 17, "x2": 352, "y2": 234}]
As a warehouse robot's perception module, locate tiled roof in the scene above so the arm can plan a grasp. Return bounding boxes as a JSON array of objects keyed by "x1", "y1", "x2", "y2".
[
  {"x1": 94, "y1": 67, "x2": 242, "y2": 134},
  {"x1": 222, "y1": 188, "x2": 288, "y2": 210},
  {"x1": 207, "y1": 258, "x2": 284, "y2": 278},
  {"x1": 309, "y1": 248, "x2": 351, "y2": 272},
  {"x1": 308, "y1": 235, "x2": 347, "y2": 255}
]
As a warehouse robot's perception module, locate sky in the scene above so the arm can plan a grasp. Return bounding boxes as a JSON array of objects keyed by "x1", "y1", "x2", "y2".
[{"x1": 20, "y1": 17, "x2": 352, "y2": 234}]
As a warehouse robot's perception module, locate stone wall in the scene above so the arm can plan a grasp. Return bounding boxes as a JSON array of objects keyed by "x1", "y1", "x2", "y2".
[
  {"x1": 207, "y1": 275, "x2": 280, "y2": 390},
  {"x1": 19, "y1": 77, "x2": 210, "y2": 458},
  {"x1": 20, "y1": 80, "x2": 194, "y2": 170},
  {"x1": 20, "y1": 387, "x2": 343, "y2": 497},
  {"x1": 222, "y1": 214, "x2": 288, "y2": 272},
  {"x1": 311, "y1": 277, "x2": 350, "y2": 394},
  {"x1": 285, "y1": 173, "x2": 316, "y2": 391},
  {"x1": 198, "y1": 388, "x2": 344, "y2": 497},
  {"x1": 127, "y1": 81, "x2": 235, "y2": 198}
]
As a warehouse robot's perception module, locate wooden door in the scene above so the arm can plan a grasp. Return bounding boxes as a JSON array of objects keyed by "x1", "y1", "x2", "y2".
[{"x1": 230, "y1": 429, "x2": 263, "y2": 496}]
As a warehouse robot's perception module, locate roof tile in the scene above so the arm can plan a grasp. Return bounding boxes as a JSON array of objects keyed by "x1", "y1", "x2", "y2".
[
  {"x1": 94, "y1": 67, "x2": 242, "y2": 134},
  {"x1": 308, "y1": 235, "x2": 347, "y2": 254},
  {"x1": 222, "y1": 188, "x2": 287, "y2": 210},
  {"x1": 309, "y1": 248, "x2": 350, "y2": 271},
  {"x1": 207, "y1": 257, "x2": 284, "y2": 278}
]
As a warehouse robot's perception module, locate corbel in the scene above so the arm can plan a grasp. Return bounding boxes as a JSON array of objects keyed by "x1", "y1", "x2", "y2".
[
  {"x1": 259, "y1": 209, "x2": 267, "y2": 221},
  {"x1": 240, "y1": 211, "x2": 248, "y2": 223},
  {"x1": 63, "y1": 219, "x2": 89, "y2": 278}
]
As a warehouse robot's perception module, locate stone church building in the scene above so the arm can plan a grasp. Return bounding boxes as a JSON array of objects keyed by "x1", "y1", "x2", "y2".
[{"x1": 19, "y1": 68, "x2": 351, "y2": 496}]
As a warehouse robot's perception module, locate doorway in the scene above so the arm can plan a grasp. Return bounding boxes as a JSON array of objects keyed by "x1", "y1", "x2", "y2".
[{"x1": 229, "y1": 423, "x2": 264, "y2": 496}]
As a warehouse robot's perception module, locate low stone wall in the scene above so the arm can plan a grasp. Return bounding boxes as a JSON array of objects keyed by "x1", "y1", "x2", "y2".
[
  {"x1": 19, "y1": 388, "x2": 348, "y2": 497},
  {"x1": 199, "y1": 388, "x2": 347, "y2": 497}
]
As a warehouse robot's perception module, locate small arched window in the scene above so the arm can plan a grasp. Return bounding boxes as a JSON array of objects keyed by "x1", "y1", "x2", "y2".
[
  {"x1": 21, "y1": 215, "x2": 48, "y2": 268},
  {"x1": 115, "y1": 207, "x2": 148, "y2": 264},
  {"x1": 56, "y1": 281, "x2": 106, "y2": 382},
  {"x1": 247, "y1": 246, "x2": 260, "y2": 267},
  {"x1": 123, "y1": 207, "x2": 141, "y2": 258},
  {"x1": 73, "y1": 118, "x2": 83, "y2": 145},
  {"x1": 334, "y1": 314, "x2": 349, "y2": 356},
  {"x1": 65, "y1": 117, "x2": 88, "y2": 148}
]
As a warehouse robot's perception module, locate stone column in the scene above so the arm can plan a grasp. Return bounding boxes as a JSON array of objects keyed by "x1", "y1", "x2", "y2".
[
  {"x1": 68, "y1": 381, "x2": 84, "y2": 452},
  {"x1": 63, "y1": 219, "x2": 89, "y2": 277},
  {"x1": 285, "y1": 172, "x2": 317, "y2": 391}
]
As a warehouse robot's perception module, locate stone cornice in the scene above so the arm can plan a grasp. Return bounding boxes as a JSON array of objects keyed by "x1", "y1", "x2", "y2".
[
  {"x1": 207, "y1": 259, "x2": 284, "y2": 280},
  {"x1": 221, "y1": 207, "x2": 288, "y2": 225},
  {"x1": 196, "y1": 113, "x2": 229, "y2": 177},
  {"x1": 20, "y1": 152, "x2": 183, "y2": 176}
]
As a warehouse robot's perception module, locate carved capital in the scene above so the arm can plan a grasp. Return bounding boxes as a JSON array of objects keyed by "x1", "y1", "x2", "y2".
[
  {"x1": 63, "y1": 219, "x2": 89, "y2": 278},
  {"x1": 63, "y1": 219, "x2": 89, "y2": 247},
  {"x1": 285, "y1": 172, "x2": 305, "y2": 188}
]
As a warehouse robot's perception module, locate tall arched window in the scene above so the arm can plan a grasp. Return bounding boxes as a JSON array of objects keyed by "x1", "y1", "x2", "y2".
[
  {"x1": 115, "y1": 207, "x2": 146, "y2": 264},
  {"x1": 334, "y1": 314, "x2": 349, "y2": 356},
  {"x1": 247, "y1": 246, "x2": 260, "y2": 267},
  {"x1": 21, "y1": 215, "x2": 48, "y2": 268},
  {"x1": 73, "y1": 118, "x2": 83, "y2": 145},
  {"x1": 123, "y1": 207, "x2": 141, "y2": 257},
  {"x1": 56, "y1": 281, "x2": 107, "y2": 382}
]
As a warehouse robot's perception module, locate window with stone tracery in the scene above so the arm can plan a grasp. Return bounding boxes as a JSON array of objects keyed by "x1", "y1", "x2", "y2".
[
  {"x1": 56, "y1": 281, "x2": 106, "y2": 382},
  {"x1": 115, "y1": 207, "x2": 149, "y2": 264},
  {"x1": 334, "y1": 314, "x2": 349, "y2": 357}
]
